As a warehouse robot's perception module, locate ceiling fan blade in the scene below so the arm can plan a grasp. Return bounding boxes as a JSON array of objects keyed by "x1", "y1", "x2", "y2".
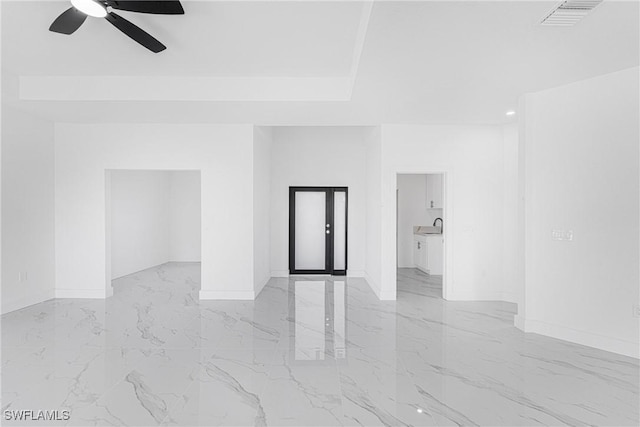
[
  {"x1": 105, "y1": 12, "x2": 166, "y2": 53},
  {"x1": 106, "y1": 1, "x2": 184, "y2": 15},
  {"x1": 49, "y1": 7, "x2": 87, "y2": 35}
]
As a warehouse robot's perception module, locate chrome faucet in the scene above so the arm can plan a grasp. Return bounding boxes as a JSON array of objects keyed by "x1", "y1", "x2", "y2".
[{"x1": 433, "y1": 217, "x2": 443, "y2": 232}]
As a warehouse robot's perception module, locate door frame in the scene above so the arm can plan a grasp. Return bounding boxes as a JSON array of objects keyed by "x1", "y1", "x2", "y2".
[{"x1": 289, "y1": 186, "x2": 348, "y2": 276}]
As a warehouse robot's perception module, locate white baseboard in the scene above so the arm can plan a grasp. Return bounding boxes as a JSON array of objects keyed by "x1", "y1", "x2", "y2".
[
  {"x1": 1, "y1": 290, "x2": 55, "y2": 314},
  {"x1": 55, "y1": 289, "x2": 107, "y2": 299},
  {"x1": 199, "y1": 289, "x2": 255, "y2": 300},
  {"x1": 500, "y1": 292, "x2": 518, "y2": 304},
  {"x1": 271, "y1": 270, "x2": 363, "y2": 278},
  {"x1": 271, "y1": 270, "x2": 289, "y2": 277},
  {"x1": 416, "y1": 266, "x2": 430, "y2": 274},
  {"x1": 347, "y1": 270, "x2": 365, "y2": 278},
  {"x1": 254, "y1": 276, "x2": 270, "y2": 297},
  {"x1": 379, "y1": 291, "x2": 397, "y2": 300},
  {"x1": 167, "y1": 259, "x2": 202, "y2": 264},
  {"x1": 397, "y1": 264, "x2": 415, "y2": 269},
  {"x1": 445, "y1": 291, "x2": 517, "y2": 303},
  {"x1": 364, "y1": 272, "x2": 380, "y2": 297},
  {"x1": 363, "y1": 273, "x2": 396, "y2": 301},
  {"x1": 523, "y1": 318, "x2": 639, "y2": 359},
  {"x1": 513, "y1": 315, "x2": 525, "y2": 331}
]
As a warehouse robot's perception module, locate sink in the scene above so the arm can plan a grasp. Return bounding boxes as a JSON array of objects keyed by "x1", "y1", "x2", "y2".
[{"x1": 416, "y1": 226, "x2": 442, "y2": 234}]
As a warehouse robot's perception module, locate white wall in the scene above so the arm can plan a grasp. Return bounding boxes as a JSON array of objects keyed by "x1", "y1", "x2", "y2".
[
  {"x1": 110, "y1": 171, "x2": 171, "y2": 279},
  {"x1": 520, "y1": 67, "x2": 639, "y2": 358},
  {"x1": 396, "y1": 174, "x2": 429, "y2": 268},
  {"x1": 253, "y1": 126, "x2": 272, "y2": 295},
  {"x1": 502, "y1": 125, "x2": 519, "y2": 304},
  {"x1": 1, "y1": 107, "x2": 55, "y2": 313},
  {"x1": 270, "y1": 127, "x2": 367, "y2": 277},
  {"x1": 55, "y1": 124, "x2": 254, "y2": 300},
  {"x1": 169, "y1": 171, "x2": 201, "y2": 262},
  {"x1": 364, "y1": 126, "x2": 383, "y2": 297},
  {"x1": 380, "y1": 125, "x2": 512, "y2": 301}
]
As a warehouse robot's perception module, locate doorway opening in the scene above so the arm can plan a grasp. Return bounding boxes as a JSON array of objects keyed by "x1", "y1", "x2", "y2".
[
  {"x1": 396, "y1": 173, "x2": 446, "y2": 299},
  {"x1": 105, "y1": 170, "x2": 201, "y2": 294},
  {"x1": 289, "y1": 187, "x2": 348, "y2": 276}
]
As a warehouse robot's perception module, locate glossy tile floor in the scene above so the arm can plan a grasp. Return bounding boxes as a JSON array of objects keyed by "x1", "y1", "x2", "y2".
[{"x1": 1, "y1": 263, "x2": 638, "y2": 426}]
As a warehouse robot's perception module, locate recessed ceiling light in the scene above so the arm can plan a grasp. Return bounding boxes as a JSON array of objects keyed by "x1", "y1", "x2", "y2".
[
  {"x1": 506, "y1": 111, "x2": 516, "y2": 116},
  {"x1": 71, "y1": 0, "x2": 108, "y2": 18},
  {"x1": 417, "y1": 408, "x2": 424, "y2": 413}
]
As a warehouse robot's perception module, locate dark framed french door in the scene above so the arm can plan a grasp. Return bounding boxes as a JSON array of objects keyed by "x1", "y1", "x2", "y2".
[{"x1": 289, "y1": 187, "x2": 348, "y2": 275}]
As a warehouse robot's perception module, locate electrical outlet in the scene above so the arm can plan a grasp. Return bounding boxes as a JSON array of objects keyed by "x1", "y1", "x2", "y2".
[
  {"x1": 552, "y1": 229, "x2": 574, "y2": 241},
  {"x1": 633, "y1": 305, "x2": 640, "y2": 318},
  {"x1": 18, "y1": 272, "x2": 28, "y2": 283}
]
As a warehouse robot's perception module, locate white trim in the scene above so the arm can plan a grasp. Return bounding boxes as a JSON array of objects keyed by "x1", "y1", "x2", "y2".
[
  {"x1": 523, "y1": 318, "x2": 639, "y2": 359},
  {"x1": 199, "y1": 289, "x2": 255, "y2": 300},
  {"x1": 513, "y1": 315, "x2": 526, "y2": 331},
  {"x1": 364, "y1": 272, "x2": 395, "y2": 300},
  {"x1": 364, "y1": 272, "x2": 380, "y2": 297},
  {"x1": 379, "y1": 290, "x2": 397, "y2": 300},
  {"x1": 416, "y1": 266, "x2": 430, "y2": 275},
  {"x1": 254, "y1": 275, "x2": 271, "y2": 297},
  {"x1": 289, "y1": 274, "x2": 331, "y2": 277},
  {"x1": 55, "y1": 289, "x2": 107, "y2": 299},
  {"x1": 168, "y1": 258, "x2": 202, "y2": 263},
  {"x1": 21, "y1": 76, "x2": 352, "y2": 102},
  {"x1": 1, "y1": 290, "x2": 55, "y2": 315},
  {"x1": 271, "y1": 270, "x2": 289, "y2": 278},
  {"x1": 346, "y1": 270, "x2": 365, "y2": 277},
  {"x1": 445, "y1": 291, "x2": 518, "y2": 303},
  {"x1": 106, "y1": 286, "x2": 114, "y2": 298}
]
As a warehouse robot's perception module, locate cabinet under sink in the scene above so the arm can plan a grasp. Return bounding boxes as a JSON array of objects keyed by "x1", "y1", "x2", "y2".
[{"x1": 413, "y1": 234, "x2": 443, "y2": 275}]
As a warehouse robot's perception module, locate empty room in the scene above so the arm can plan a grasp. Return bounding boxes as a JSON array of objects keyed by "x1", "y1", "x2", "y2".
[{"x1": 1, "y1": 1, "x2": 638, "y2": 426}]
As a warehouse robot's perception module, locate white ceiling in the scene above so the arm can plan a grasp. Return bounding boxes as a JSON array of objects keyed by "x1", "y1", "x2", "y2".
[
  {"x1": 2, "y1": 0, "x2": 639, "y2": 124},
  {"x1": 3, "y1": 0, "x2": 366, "y2": 77}
]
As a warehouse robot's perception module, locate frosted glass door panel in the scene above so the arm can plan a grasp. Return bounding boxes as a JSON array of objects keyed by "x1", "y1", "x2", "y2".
[
  {"x1": 333, "y1": 191, "x2": 347, "y2": 270},
  {"x1": 295, "y1": 191, "x2": 326, "y2": 270}
]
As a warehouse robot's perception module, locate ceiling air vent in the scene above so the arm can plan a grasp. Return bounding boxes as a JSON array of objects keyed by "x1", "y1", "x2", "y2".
[{"x1": 540, "y1": 0, "x2": 604, "y2": 26}]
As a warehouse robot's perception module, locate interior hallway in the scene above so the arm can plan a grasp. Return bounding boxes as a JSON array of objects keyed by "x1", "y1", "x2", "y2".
[{"x1": 1, "y1": 264, "x2": 638, "y2": 426}]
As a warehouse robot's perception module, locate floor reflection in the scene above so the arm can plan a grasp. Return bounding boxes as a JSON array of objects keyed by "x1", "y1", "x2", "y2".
[{"x1": 289, "y1": 279, "x2": 347, "y2": 362}]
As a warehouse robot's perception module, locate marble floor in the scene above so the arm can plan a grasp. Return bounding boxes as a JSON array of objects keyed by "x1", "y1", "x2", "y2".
[{"x1": 1, "y1": 263, "x2": 638, "y2": 426}]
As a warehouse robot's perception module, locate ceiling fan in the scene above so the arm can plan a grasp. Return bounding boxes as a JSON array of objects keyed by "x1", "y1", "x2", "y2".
[{"x1": 49, "y1": 0, "x2": 184, "y2": 53}]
